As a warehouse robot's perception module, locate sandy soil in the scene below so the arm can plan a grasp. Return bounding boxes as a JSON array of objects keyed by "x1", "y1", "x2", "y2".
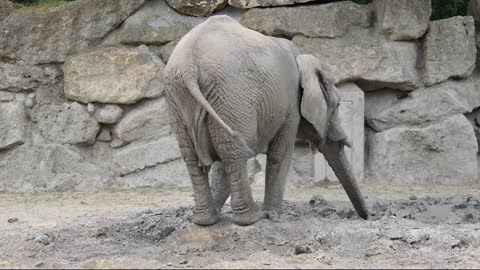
[{"x1": 0, "y1": 183, "x2": 479, "y2": 269}]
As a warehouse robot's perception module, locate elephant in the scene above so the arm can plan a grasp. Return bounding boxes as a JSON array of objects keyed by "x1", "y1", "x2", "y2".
[{"x1": 164, "y1": 15, "x2": 369, "y2": 226}]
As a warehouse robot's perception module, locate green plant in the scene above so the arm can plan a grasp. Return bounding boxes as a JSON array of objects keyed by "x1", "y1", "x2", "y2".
[
  {"x1": 351, "y1": 0, "x2": 371, "y2": 4},
  {"x1": 11, "y1": 0, "x2": 74, "y2": 6},
  {"x1": 11, "y1": 0, "x2": 75, "y2": 12},
  {"x1": 431, "y1": 0, "x2": 469, "y2": 20}
]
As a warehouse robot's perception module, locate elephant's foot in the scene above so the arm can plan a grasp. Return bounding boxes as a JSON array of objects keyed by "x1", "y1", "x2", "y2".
[
  {"x1": 193, "y1": 208, "x2": 220, "y2": 226},
  {"x1": 263, "y1": 208, "x2": 281, "y2": 222},
  {"x1": 232, "y1": 203, "x2": 263, "y2": 226}
]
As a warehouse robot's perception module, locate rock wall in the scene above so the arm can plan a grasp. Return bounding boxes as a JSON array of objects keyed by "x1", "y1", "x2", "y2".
[{"x1": 0, "y1": 0, "x2": 479, "y2": 192}]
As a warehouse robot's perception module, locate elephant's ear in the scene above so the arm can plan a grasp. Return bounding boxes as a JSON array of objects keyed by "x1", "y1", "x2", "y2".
[{"x1": 297, "y1": 54, "x2": 340, "y2": 144}]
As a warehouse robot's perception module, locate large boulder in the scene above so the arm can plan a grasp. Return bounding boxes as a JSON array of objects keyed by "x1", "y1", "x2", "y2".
[
  {"x1": 293, "y1": 29, "x2": 420, "y2": 90},
  {"x1": 0, "y1": 143, "x2": 112, "y2": 192},
  {"x1": 112, "y1": 97, "x2": 171, "y2": 147},
  {"x1": 0, "y1": 62, "x2": 60, "y2": 92},
  {"x1": 373, "y1": 0, "x2": 431, "y2": 40},
  {"x1": 422, "y1": 16, "x2": 476, "y2": 86},
  {"x1": 0, "y1": 101, "x2": 27, "y2": 151},
  {"x1": 166, "y1": 0, "x2": 227, "y2": 17},
  {"x1": 32, "y1": 102, "x2": 100, "y2": 145},
  {"x1": 0, "y1": 0, "x2": 145, "y2": 64},
  {"x1": 365, "y1": 74, "x2": 480, "y2": 132},
  {"x1": 112, "y1": 136, "x2": 181, "y2": 176},
  {"x1": 0, "y1": 0, "x2": 13, "y2": 21},
  {"x1": 103, "y1": 0, "x2": 203, "y2": 46},
  {"x1": 64, "y1": 46, "x2": 165, "y2": 104},
  {"x1": 366, "y1": 115, "x2": 478, "y2": 185},
  {"x1": 229, "y1": 0, "x2": 317, "y2": 8},
  {"x1": 240, "y1": 2, "x2": 372, "y2": 38}
]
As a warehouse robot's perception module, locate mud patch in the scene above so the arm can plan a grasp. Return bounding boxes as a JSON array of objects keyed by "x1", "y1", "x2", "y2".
[{"x1": 1, "y1": 189, "x2": 479, "y2": 268}]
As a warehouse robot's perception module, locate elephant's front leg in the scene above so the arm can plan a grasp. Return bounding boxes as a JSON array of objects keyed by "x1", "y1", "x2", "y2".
[
  {"x1": 223, "y1": 159, "x2": 263, "y2": 226},
  {"x1": 264, "y1": 118, "x2": 298, "y2": 220}
]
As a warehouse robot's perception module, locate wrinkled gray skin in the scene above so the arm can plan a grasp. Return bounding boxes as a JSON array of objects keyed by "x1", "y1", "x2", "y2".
[{"x1": 164, "y1": 15, "x2": 368, "y2": 226}]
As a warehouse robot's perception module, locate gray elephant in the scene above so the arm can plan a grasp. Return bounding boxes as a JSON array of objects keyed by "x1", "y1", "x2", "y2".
[{"x1": 164, "y1": 15, "x2": 368, "y2": 226}]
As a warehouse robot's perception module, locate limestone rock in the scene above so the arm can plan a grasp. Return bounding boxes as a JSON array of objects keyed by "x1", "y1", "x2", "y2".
[
  {"x1": 423, "y1": 16, "x2": 476, "y2": 86},
  {"x1": 288, "y1": 144, "x2": 315, "y2": 185},
  {"x1": 150, "y1": 39, "x2": 180, "y2": 63},
  {"x1": 64, "y1": 46, "x2": 165, "y2": 104},
  {"x1": 25, "y1": 93, "x2": 35, "y2": 108},
  {"x1": 0, "y1": 143, "x2": 111, "y2": 192},
  {"x1": 97, "y1": 126, "x2": 112, "y2": 142},
  {"x1": 117, "y1": 158, "x2": 190, "y2": 188},
  {"x1": 112, "y1": 97, "x2": 171, "y2": 146},
  {"x1": 0, "y1": 62, "x2": 60, "y2": 92},
  {"x1": 241, "y1": 2, "x2": 372, "y2": 38},
  {"x1": 166, "y1": 0, "x2": 227, "y2": 17},
  {"x1": 0, "y1": 90, "x2": 14, "y2": 102},
  {"x1": 249, "y1": 154, "x2": 267, "y2": 186},
  {"x1": 0, "y1": 0, "x2": 145, "y2": 64},
  {"x1": 374, "y1": 0, "x2": 431, "y2": 40},
  {"x1": 87, "y1": 103, "x2": 96, "y2": 114},
  {"x1": 229, "y1": 0, "x2": 317, "y2": 8},
  {"x1": 366, "y1": 115, "x2": 478, "y2": 185},
  {"x1": 112, "y1": 136, "x2": 181, "y2": 176},
  {"x1": 33, "y1": 102, "x2": 100, "y2": 145},
  {"x1": 248, "y1": 147, "x2": 316, "y2": 186},
  {"x1": 103, "y1": 0, "x2": 203, "y2": 46},
  {"x1": 94, "y1": 104, "x2": 123, "y2": 124},
  {"x1": 365, "y1": 74, "x2": 480, "y2": 132},
  {"x1": 33, "y1": 83, "x2": 65, "y2": 107},
  {"x1": 0, "y1": 0, "x2": 13, "y2": 21},
  {"x1": 293, "y1": 29, "x2": 420, "y2": 90},
  {"x1": 0, "y1": 102, "x2": 27, "y2": 150}
]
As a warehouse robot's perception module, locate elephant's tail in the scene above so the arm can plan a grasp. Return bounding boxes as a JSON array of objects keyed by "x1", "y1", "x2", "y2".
[{"x1": 184, "y1": 78, "x2": 255, "y2": 157}]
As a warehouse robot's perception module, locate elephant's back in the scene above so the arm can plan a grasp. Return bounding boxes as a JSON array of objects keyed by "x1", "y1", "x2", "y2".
[
  {"x1": 169, "y1": 16, "x2": 283, "y2": 70},
  {"x1": 167, "y1": 15, "x2": 300, "y2": 153}
]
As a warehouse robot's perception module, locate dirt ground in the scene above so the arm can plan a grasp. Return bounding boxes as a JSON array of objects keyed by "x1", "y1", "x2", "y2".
[{"x1": 0, "y1": 183, "x2": 479, "y2": 269}]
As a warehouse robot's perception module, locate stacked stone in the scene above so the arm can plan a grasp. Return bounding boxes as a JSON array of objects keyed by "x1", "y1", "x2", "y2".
[
  {"x1": 0, "y1": 0, "x2": 190, "y2": 192},
  {"x1": 1, "y1": 0, "x2": 479, "y2": 192},
  {"x1": 239, "y1": 0, "x2": 480, "y2": 185}
]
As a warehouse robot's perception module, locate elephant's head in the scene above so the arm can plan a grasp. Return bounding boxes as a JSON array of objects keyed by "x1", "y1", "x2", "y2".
[{"x1": 296, "y1": 54, "x2": 369, "y2": 220}]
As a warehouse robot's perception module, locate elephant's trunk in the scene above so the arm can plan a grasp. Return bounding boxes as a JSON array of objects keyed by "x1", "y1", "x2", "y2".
[{"x1": 320, "y1": 142, "x2": 369, "y2": 220}]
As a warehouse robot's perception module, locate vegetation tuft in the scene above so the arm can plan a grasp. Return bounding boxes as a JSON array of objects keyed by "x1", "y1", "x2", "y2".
[
  {"x1": 11, "y1": 0, "x2": 75, "y2": 12},
  {"x1": 352, "y1": 0, "x2": 469, "y2": 21},
  {"x1": 9, "y1": 0, "x2": 473, "y2": 21}
]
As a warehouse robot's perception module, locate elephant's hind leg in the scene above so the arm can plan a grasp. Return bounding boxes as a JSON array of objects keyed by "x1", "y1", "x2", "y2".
[
  {"x1": 173, "y1": 122, "x2": 220, "y2": 226},
  {"x1": 210, "y1": 161, "x2": 231, "y2": 212},
  {"x1": 264, "y1": 113, "x2": 299, "y2": 220},
  {"x1": 211, "y1": 127, "x2": 263, "y2": 226},
  {"x1": 223, "y1": 159, "x2": 263, "y2": 226}
]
